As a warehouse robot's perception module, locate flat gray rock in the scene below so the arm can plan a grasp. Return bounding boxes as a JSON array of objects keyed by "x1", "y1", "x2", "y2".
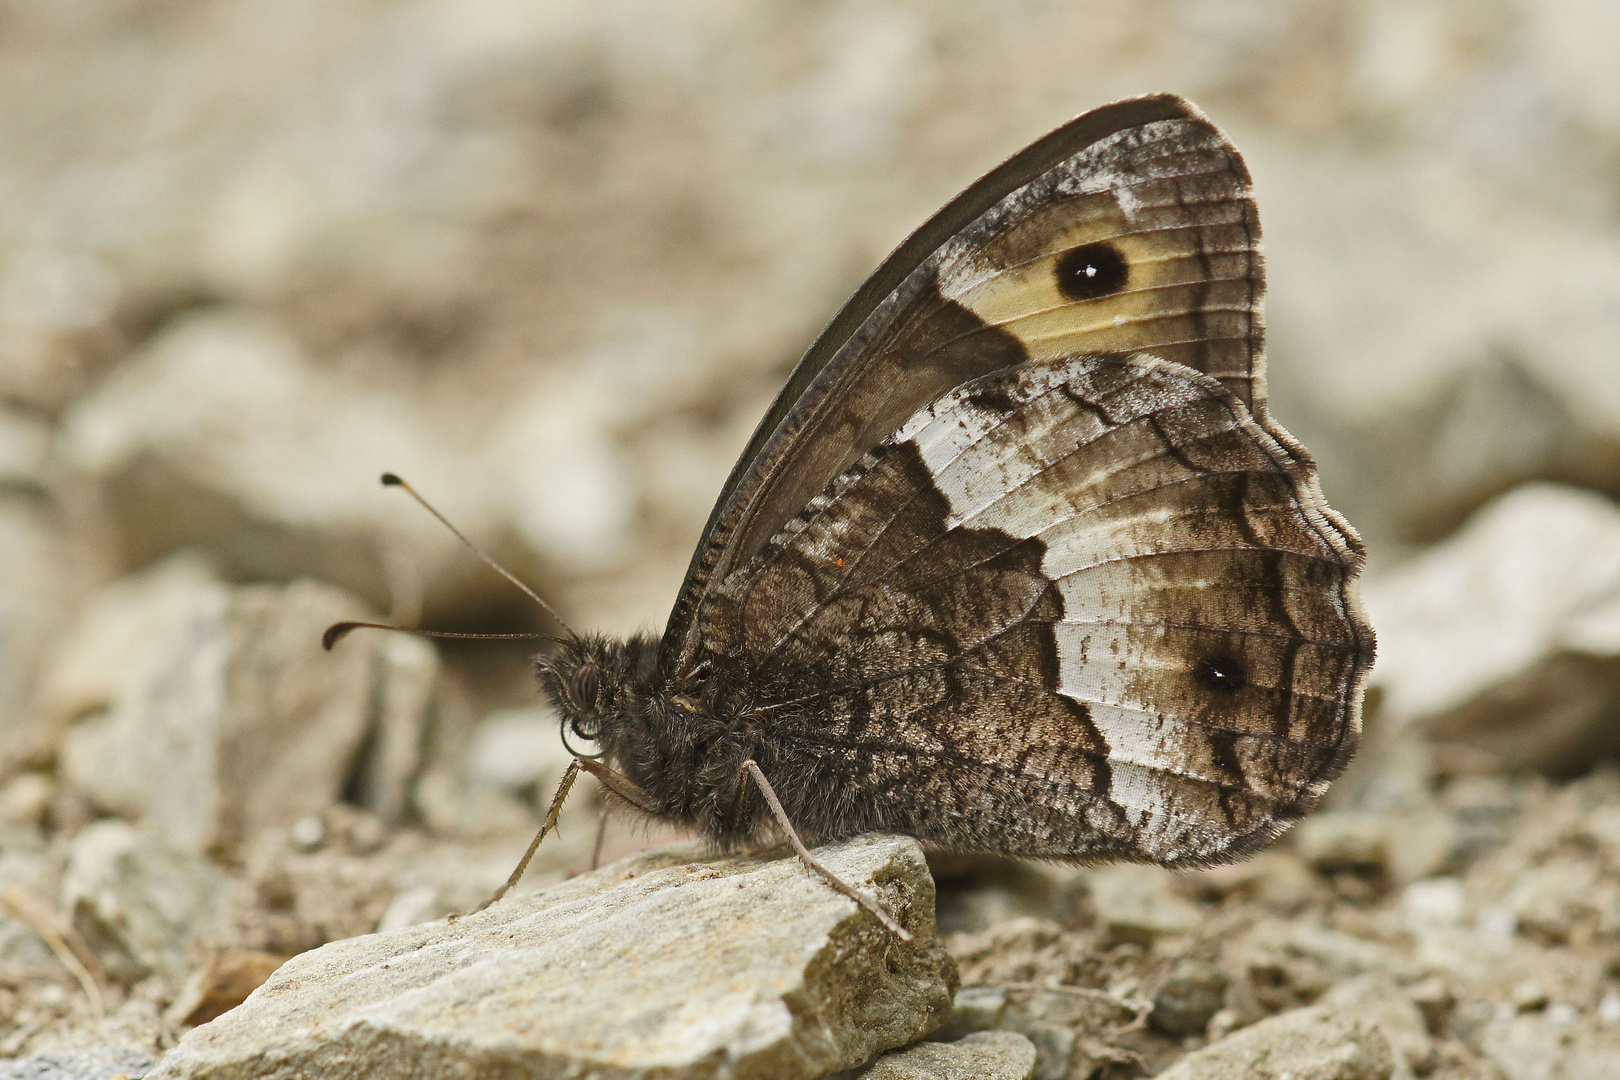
[
  {"x1": 0, "y1": 492, "x2": 91, "y2": 778},
  {"x1": 147, "y1": 835, "x2": 956, "y2": 1080},
  {"x1": 853, "y1": 1031, "x2": 1036, "y2": 1079},
  {"x1": 1363, "y1": 483, "x2": 1620, "y2": 775},
  {"x1": 1083, "y1": 864, "x2": 1203, "y2": 945},
  {"x1": 1155, "y1": 1004, "x2": 1396, "y2": 1080},
  {"x1": 61, "y1": 820, "x2": 225, "y2": 981},
  {"x1": 45, "y1": 556, "x2": 437, "y2": 853},
  {"x1": 0, "y1": 1047, "x2": 155, "y2": 1080}
]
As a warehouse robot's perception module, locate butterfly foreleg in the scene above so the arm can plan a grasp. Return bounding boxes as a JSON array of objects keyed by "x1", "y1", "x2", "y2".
[
  {"x1": 741, "y1": 759, "x2": 912, "y2": 942},
  {"x1": 457, "y1": 757, "x2": 582, "y2": 917},
  {"x1": 459, "y1": 756, "x2": 662, "y2": 917}
]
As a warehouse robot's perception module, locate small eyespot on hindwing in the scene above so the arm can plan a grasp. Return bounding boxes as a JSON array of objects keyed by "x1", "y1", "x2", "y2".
[{"x1": 1194, "y1": 654, "x2": 1247, "y2": 693}]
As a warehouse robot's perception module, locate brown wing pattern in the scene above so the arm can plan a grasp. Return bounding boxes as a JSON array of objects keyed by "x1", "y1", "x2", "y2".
[
  {"x1": 667, "y1": 96, "x2": 1264, "y2": 664},
  {"x1": 935, "y1": 120, "x2": 1262, "y2": 408},
  {"x1": 696, "y1": 354, "x2": 1372, "y2": 866}
]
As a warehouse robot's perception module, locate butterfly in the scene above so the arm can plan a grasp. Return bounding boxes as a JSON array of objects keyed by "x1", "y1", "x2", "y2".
[{"x1": 340, "y1": 94, "x2": 1375, "y2": 940}]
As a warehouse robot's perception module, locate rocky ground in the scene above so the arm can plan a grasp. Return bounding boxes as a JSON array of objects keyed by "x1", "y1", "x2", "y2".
[{"x1": 1, "y1": 2, "x2": 1620, "y2": 1078}]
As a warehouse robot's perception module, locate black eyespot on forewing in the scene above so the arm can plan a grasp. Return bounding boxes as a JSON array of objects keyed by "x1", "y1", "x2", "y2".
[
  {"x1": 568, "y1": 663, "x2": 601, "y2": 712},
  {"x1": 1054, "y1": 242, "x2": 1128, "y2": 301},
  {"x1": 1195, "y1": 655, "x2": 1246, "y2": 693}
]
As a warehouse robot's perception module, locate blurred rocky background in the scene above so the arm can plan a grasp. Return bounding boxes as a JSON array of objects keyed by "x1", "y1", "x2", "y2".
[{"x1": 0, "y1": 1, "x2": 1618, "y2": 1077}]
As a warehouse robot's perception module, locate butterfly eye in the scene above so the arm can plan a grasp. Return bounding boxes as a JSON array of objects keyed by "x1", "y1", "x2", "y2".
[
  {"x1": 1194, "y1": 655, "x2": 1246, "y2": 693},
  {"x1": 568, "y1": 663, "x2": 602, "y2": 712},
  {"x1": 1054, "y1": 242, "x2": 1128, "y2": 301}
]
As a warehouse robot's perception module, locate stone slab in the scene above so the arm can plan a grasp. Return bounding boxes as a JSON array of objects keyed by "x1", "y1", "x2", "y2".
[{"x1": 147, "y1": 835, "x2": 956, "y2": 1080}]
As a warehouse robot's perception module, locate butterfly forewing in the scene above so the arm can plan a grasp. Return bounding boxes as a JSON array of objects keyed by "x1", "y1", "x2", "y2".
[
  {"x1": 666, "y1": 95, "x2": 1266, "y2": 663},
  {"x1": 936, "y1": 122, "x2": 1262, "y2": 405},
  {"x1": 695, "y1": 354, "x2": 1368, "y2": 866}
]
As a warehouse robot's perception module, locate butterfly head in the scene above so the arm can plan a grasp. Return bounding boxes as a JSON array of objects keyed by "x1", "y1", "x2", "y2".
[{"x1": 534, "y1": 633, "x2": 663, "y2": 755}]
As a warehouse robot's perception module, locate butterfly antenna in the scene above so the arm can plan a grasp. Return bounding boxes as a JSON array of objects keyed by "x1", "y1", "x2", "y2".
[
  {"x1": 378, "y1": 473, "x2": 577, "y2": 639},
  {"x1": 322, "y1": 622, "x2": 566, "y2": 651}
]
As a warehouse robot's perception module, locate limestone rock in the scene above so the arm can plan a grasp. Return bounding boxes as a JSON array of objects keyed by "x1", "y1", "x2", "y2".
[
  {"x1": 465, "y1": 705, "x2": 567, "y2": 794},
  {"x1": 0, "y1": 774, "x2": 54, "y2": 829},
  {"x1": 1259, "y1": 129, "x2": 1620, "y2": 552},
  {"x1": 0, "y1": 494, "x2": 97, "y2": 777},
  {"x1": 56, "y1": 312, "x2": 476, "y2": 615},
  {"x1": 0, "y1": 1047, "x2": 156, "y2": 1080},
  {"x1": 1150, "y1": 961, "x2": 1229, "y2": 1038},
  {"x1": 0, "y1": 916, "x2": 54, "y2": 972},
  {"x1": 854, "y1": 1031, "x2": 1036, "y2": 1080},
  {"x1": 1178, "y1": 850, "x2": 1327, "y2": 912},
  {"x1": 1084, "y1": 864, "x2": 1204, "y2": 944},
  {"x1": 46, "y1": 557, "x2": 436, "y2": 852},
  {"x1": 1363, "y1": 483, "x2": 1620, "y2": 775},
  {"x1": 347, "y1": 633, "x2": 438, "y2": 827},
  {"x1": 1155, "y1": 1004, "x2": 1397, "y2": 1080},
  {"x1": 54, "y1": 309, "x2": 634, "y2": 619},
  {"x1": 61, "y1": 820, "x2": 224, "y2": 982},
  {"x1": 1478, "y1": 1009, "x2": 1620, "y2": 1080},
  {"x1": 1317, "y1": 975, "x2": 1434, "y2": 1076},
  {"x1": 1506, "y1": 856, "x2": 1620, "y2": 944},
  {"x1": 0, "y1": 849, "x2": 56, "y2": 970},
  {"x1": 147, "y1": 835, "x2": 956, "y2": 1080},
  {"x1": 1294, "y1": 812, "x2": 1388, "y2": 875},
  {"x1": 933, "y1": 986, "x2": 1009, "y2": 1042},
  {"x1": 994, "y1": 985, "x2": 1138, "y2": 1080}
]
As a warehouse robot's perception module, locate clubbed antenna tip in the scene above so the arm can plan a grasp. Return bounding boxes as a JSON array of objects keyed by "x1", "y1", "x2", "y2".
[
  {"x1": 323, "y1": 622, "x2": 360, "y2": 650},
  {"x1": 373, "y1": 471, "x2": 577, "y2": 639},
  {"x1": 322, "y1": 619, "x2": 560, "y2": 649}
]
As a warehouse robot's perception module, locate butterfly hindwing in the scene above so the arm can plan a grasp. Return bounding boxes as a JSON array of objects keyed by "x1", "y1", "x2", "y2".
[
  {"x1": 695, "y1": 354, "x2": 1367, "y2": 865},
  {"x1": 666, "y1": 95, "x2": 1265, "y2": 663}
]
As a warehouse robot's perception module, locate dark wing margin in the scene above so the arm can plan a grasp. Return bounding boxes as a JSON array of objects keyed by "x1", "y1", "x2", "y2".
[{"x1": 664, "y1": 94, "x2": 1264, "y2": 668}]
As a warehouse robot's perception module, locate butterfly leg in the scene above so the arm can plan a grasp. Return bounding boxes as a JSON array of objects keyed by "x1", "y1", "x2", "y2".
[
  {"x1": 575, "y1": 756, "x2": 662, "y2": 814},
  {"x1": 458, "y1": 758, "x2": 581, "y2": 917},
  {"x1": 742, "y1": 760, "x2": 912, "y2": 942}
]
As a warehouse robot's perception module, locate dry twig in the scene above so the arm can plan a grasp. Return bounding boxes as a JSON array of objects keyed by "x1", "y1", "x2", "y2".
[{"x1": 0, "y1": 885, "x2": 107, "y2": 1019}]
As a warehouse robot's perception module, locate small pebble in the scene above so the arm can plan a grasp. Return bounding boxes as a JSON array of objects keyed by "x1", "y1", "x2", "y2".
[
  {"x1": 376, "y1": 885, "x2": 442, "y2": 933},
  {"x1": 933, "y1": 985, "x2": 1008, "y2": 1041},
  {"x1": 1205, "y1": 1007, "x2": 1243, "y2": 1041},
  {"x1": 290, "y1": 815, "x2": 326, "y2": 851},
  {"x1": 1293, "y1": 811, "x2": 1387, "y2": 874},
  {"x1": 1510, "y1": 979, "x2": 1549, "y2": 1012},
  {"x1": 1475, "y1": 905, "x2": 1517, "y2": 949},
  {"x1": 1407, "y1": 977, "x2": 1455, "y2": 1033},
  {"x1": 342, "y1": 812, "x2": 385, "y2": 855},
  {"x1": 0, "y1": 773, "x2": 53, "y2": 827},
  {"x1": 1598, "y1": 992, "x2": 1620, "y2": 1024},
  {"x1": 1402, "y1": 876, "x2": 1465, "y2": 926},
  {"x1": 1150, "y1": 962, "x2": 1228, "y2": 1038},
  {"x1": 1546, "y1": 1002, "x2": 1578, "y2": 1026}
]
